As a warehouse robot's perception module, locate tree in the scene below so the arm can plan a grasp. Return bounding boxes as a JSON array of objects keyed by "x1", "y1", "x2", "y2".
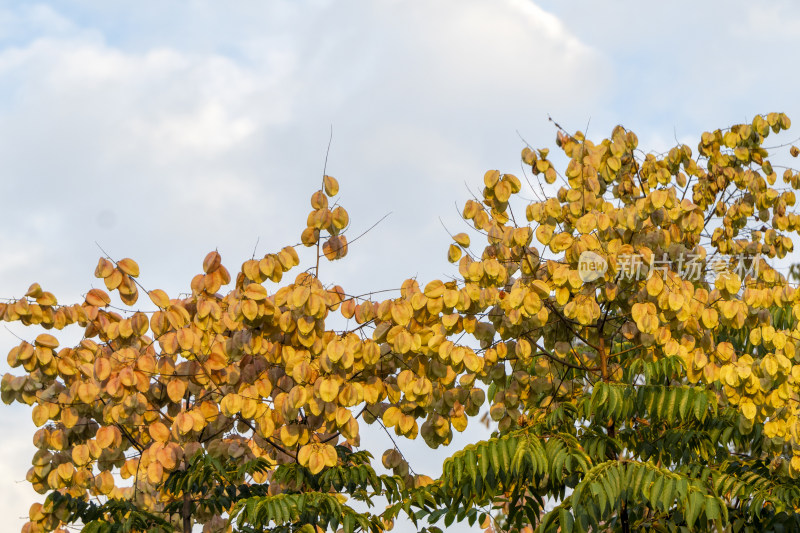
[{"x1": 3, "y1": 113, "x2": 800, "y2": 533}]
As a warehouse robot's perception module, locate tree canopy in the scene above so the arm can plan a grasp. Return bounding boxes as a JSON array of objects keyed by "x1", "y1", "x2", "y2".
[{"x1": 4, "y1": 113, "x2": 800, "y2": 532}]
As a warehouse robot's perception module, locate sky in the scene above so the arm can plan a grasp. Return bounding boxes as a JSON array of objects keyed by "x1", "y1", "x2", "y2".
[{"x1": 2, "y1": 0, "x2": 800, "y2": 531}]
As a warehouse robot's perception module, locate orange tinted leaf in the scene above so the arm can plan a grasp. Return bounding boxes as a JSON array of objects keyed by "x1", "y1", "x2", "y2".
[
  {"x1": 25, "y1": 282, "x2": 43, "y2": 298},
  {"x1": 94, "y1": 357, "x2": 111, "y2": 381},
  {"x1": 167, "y1": 379, "x2": 187, "y2": 403},
  {"x1": 117, "y1": 258, "x2": 140, "y2": 277},
  {"x1": 147, "y1": 461, "x2": 164, "y2": 484},
  {"x1": 72, "y1": 444, "x2": 91, "y2": 466},
  {"x1": 148, "y1": 289, "x2": 170, "y2": 308},
  {"x1": 156, "y1": 445, "x2": 179, "y2": 470},
  {"x1": 149, "y1": 422, "x2": 170, "y2": 443},
  {"x1": 119, "y1": 285, "x2": 139, "y2": 306},
  {"x1": 176, "y1": 328, "x2": 195, "y2": 351},
  {"x1": 308, "y1": 450, "x2": 325, "y2": 474},
  {"x1": 96, "y1": 471, "x2": 114, "y2": 494},
  {"x1": 95, "y1": 427, "x2": 115, "y2": 449},
  {"x1": 311, "y1": 190, "x2": 328, "y2": 209},
  {"x1": 301, "y1": 226, "x2": 319, "y2": 247},
  {"x1": 176, "y1": 412, "x2": 194, "y2": 434},
  {"x1": 94, "y1": 258, "x2": 114, "y2": 279},
  {"x1": 203, "y1": 251, "x2": 221, "y2": 273},
  {"x1": 340, "y1": 299, "x2": 356, "y2": 319},
  {"x1": 34, "y1": 334, "x2": 58, "y2": 349},
  {"x1": 86, "y1": 289, "x2": 111, "y2": 307}
]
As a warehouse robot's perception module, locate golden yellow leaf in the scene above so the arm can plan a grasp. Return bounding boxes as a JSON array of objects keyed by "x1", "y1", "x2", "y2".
[
  {"x1": 536, "y1": 224, "x2": 554, "y2": 246},
  {"x1": 94, "y1": 471, "x2": 114, "y2": 495},
  {"x1": 631, "y1": 303, "x2": 647, "y2": 323},
  {"x1": 57, "y1": 463, "x2": 74, "y2": 481},
  {"x1": 148, "y1": 289, "x2": 170, "y2": 308},
  {"x1": 244, "y1": 283, "x2": 268, "y2": 301},
  {"x1": 646, "y1": 275, "x2": 663, "y2": 297},
  {"x1": 176, "y1": 328, "x2": 195, "y2": 352},
  {"x1": 34, "y1": 334, "x2": 58, "y2": 349},
  {"x1": 301, "y1": 226, "x2": 319, "y2": 246},
  {"x1": 447, "y1": 244, "x2": 462, "y2": 263},
  {"x1": 424, "y1": 280, "x2": 445, "y2": 298},
  {"x1": 310, "y1": 190, "x2": 328, "y2": 210},
  {"x1": 390, "y1": 301, "x2": 412, "y2": 326},
  {"x1": 326, "y1": 339, "x2": 345, "y2": 362},
  {"x1": 36, "y1": 292, "x2": 57, "y2": 306},
  {"x1": 318, "y1": 377, "x2": 340, "y2": 403},
  {"x1": 484, "y1": 169, "x2": 500, "y2": 188},
  {"x1": 298, "y1": 444, "x2": 314, "y2": 468},
  {"x1": 575, "y1": 213, "x2": 596, "y2": 234},
  {"x1": 323, "y1": 175, "x2": 339, "y2": 196},
  {"x1": 77, "y1": 382, "x2": 99, "y2": 404},
  {"x1": 741, "y1": 401, "x2": 757, "y2": 420},
  {"x1": 494, "y1": 180, "x2": 512, "y2": 203},
  {"x1": 383, "y1": 406, "x2": 401, "y2": 427},
  {"x1": 242, "y1": 300, "x2": 259, "y2": 321},
  {"x1": 335, "y1": 407, "x2": 351, "y2": 427},
  {"x1": 453, "y1": 233, "x2": 470, "y2": 247},
  {"x1": 321, "y1": 444, "x2": 337, "y2": 467},
  {"x1": 463, "y1": 350, "x2": 482, "y2": 373},
  {"x1": 103, "y1": 269, "x2": 123, "y2": 291},
  {"x1": 667, "y1": 292, "x2": 684, "y2": 311},
  {"x1": 31, "y1": 405, "x2": 48, "y2": 427},
  {"x1": 550, "y1": 232, "x2": 574, "y2": 253},
  {"x1": 280, "y1": 424, "x2": 301, "y2": 447},
  {"x1": 288, "y1": 385, "x2": 309, "y2": 409},
  {"x1": 650, "y1": 189, "x2": 667, "y2": 209},
  {"x1": 701, "y1": 308, "x2": 719, "y2": 328},
  {"x1": 220, "y1": 394, "x2": 243, "y2": 416},
  {"x1": 725, "y1": 273, "x2": 741, "y2": 294},
  {"x1": 331, "y1": 206, "x2": 349, "y2": 230}
]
